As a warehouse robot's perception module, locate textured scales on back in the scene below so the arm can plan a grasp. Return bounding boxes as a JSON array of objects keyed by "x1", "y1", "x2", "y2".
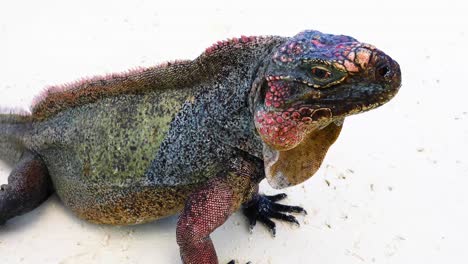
[
  {"x1": 30, "y1": 35, "x2": 275, "y2": 121},
  {"x1": 31, "y1": 60, "x2": 191, "y2": 121},
  {"x1": 0, "y1": 30, "x2": 401, "y2": 264}
]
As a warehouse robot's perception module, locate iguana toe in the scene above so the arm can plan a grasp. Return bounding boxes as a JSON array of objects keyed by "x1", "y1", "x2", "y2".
[{"x1": 227, "y1": 260, "x2": 252, "y2": 264}]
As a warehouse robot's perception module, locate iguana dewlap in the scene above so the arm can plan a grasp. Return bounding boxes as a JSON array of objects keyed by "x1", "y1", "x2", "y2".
[{"x1": 0, "y1": 30, "x2": 401, "y2": 263}]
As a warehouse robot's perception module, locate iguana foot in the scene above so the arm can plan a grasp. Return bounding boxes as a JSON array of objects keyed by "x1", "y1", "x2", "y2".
[
  {"x1": 242, "y1": 193, "x2": 306, "y2": 237},
  {"x1": 227, "y1": 260, "x2": 252, "y2": 264}
]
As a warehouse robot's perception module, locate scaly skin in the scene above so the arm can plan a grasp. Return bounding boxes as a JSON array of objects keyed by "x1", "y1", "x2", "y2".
[{"x1": 0, "y1": 30, "x2": 401, "y2": 263}]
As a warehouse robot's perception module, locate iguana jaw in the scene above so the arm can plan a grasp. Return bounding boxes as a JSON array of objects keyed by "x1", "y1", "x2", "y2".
[
  {"x1": 254, "y1": 76, "x2": 399, "y2": 189},
  {"x1": 254, "y1": 74, "x2": 400, "y2": 189}
]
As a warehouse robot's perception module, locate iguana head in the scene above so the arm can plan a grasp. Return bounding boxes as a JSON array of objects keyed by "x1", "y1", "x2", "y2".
[{"x1": 251, "y1": 30, "x2": 401, "y2": 189}]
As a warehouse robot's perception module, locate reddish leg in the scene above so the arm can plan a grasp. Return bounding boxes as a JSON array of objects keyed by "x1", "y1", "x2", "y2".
[
  {"x1": 176, "y1": 177, "x2": 234, "y2": 264},
  {"x1": 177, "y1": 155, "x2": 262, "y2": 264}
]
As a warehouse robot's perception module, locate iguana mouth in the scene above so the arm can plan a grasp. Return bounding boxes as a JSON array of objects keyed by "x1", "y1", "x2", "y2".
[
  {"x1": 266, "y1": 75, "x2": 319, "y2": 88},
  {"x1": 261, "y1": 74, "x2": 400, "y2": 116},
  {"x1": 265, "y1": 74, "x2": 346, "y2": 89},
  {"x1": 328, "y1": 83, "x2": 400, "y2": 116}
]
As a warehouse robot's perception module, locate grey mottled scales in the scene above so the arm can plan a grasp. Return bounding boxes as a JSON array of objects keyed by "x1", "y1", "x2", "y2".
[{"x1": 147, "y1": 37, "x2": 285, "y2": 186}]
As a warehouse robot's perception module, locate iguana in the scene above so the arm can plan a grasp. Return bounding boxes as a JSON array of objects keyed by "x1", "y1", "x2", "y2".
[{"x1": 0, "y1": 30, "x2": 401, "y2": 263}]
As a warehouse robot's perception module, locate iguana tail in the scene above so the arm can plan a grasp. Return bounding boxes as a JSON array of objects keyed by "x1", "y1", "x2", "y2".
[{"x1": 0, "y1": 112, "x2": 32, "y2": 165}]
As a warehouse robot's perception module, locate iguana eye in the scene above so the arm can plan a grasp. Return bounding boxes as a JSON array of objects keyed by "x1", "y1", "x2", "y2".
[{"x1": 311, "y1": 67, "x2": 331, "y2": 80}]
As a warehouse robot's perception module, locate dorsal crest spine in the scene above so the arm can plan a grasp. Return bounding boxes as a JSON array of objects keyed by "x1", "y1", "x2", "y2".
[
  {"x1": 30, "y1": 60, "x2": 191, "y2": 121},
  {"x1": 203, "y1": 35, "x2": 267, "y2": 55}
]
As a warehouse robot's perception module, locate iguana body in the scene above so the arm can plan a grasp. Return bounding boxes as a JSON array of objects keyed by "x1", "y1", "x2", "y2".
[{"x1": 0, "y1": 30, "x2": 401, "y2": 263}]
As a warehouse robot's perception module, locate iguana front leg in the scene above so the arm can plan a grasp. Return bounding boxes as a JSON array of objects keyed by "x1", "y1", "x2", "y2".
[
  {"x1": 176, "y1": 156, "x2": 261, "y2": 264},
  {"x1": 176, "y1": 177, "x2": 234, "y2": 263}
]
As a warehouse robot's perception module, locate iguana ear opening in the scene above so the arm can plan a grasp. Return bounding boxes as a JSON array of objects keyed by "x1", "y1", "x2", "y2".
[{"x1": 262, "y1": 122, "x2": 343, "y2": 189}]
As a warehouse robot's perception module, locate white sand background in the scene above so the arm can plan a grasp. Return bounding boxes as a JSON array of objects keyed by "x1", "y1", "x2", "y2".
[{"x1": 0, "y1": 0, "x2": 466, "y2": 263}]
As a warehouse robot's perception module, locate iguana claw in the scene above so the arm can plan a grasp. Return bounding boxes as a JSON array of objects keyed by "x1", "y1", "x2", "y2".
[{"x1": 242, "y1": 193, "x2": 307, "y2": 237}]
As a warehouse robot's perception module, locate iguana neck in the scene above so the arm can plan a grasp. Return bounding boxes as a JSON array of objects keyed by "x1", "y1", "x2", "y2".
[{"x1": 194, "y1": 36, "x2": 287, "y2": 159}]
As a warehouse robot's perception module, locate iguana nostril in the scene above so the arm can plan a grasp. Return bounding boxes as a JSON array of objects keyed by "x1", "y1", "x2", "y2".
[
  {"x1": 375, "y1": 61, "x2": 391, "y2": 81},
  {"x1": 377, "y1": 65, "x2": 389, "y2": 77}
]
